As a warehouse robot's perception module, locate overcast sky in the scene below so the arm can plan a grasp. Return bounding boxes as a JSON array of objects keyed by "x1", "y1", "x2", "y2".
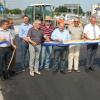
[{"x1": 1, "y1": 0, "x2": 100, "y2": 11}]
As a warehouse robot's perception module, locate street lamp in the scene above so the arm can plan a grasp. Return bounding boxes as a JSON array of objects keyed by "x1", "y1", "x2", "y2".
[{"x1": 3, "y1": 0, "x2": 6, "y2": 8}]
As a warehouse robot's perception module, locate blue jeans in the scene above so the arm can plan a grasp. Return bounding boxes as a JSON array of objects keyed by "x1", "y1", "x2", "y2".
[
  {"x1": 52, "y1": 46, "x2": 68, "y2": 71},
  {"x1": 20, "y1": 38, "x2": 29, "y2": 69},
  {"x1": 40, "y1": 46, "x2": 52, "y2": 69}
]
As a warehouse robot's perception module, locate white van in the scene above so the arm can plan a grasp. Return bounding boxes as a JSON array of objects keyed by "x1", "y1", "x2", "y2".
[{"x1": 65, "y1": 14, "x2": 78, "y2": 25}]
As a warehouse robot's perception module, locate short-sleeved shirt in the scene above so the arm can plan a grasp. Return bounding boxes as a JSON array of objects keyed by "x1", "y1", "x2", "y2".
[
  {"x1": 68, "y1": 25, "x2": 83, "y2": 40},
  {"x1": 84, "y1": 23, "x2": 100, "y2": 39},
  {"x1": 0, "y1": 28, "x2": 13, "y2": 47},
  {"x1": 27, "y1": 27, "x2": 44, "y2": 44}
]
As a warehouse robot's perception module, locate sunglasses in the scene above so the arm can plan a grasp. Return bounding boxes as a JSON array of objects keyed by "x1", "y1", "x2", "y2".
[
  {"x1": 45, "y1": 20, "x2": 51, "y2": 22},
  {"x1": 74, "y1": 21, "x2": 79, "y2": 23}
]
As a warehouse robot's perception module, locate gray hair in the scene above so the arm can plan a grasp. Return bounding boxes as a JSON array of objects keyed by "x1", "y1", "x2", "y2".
[{"x1": 33, "y1": 20, "x2": 41, "y2": 26}]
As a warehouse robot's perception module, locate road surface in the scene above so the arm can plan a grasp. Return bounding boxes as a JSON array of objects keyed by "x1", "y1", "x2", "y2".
[{"x1": 1, "y1": 37, "x2": 100, "y2": 100}]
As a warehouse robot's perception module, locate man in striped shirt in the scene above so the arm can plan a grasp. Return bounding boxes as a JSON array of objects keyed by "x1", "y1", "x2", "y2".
[
  {"x1": 40, "y1": 16, "x2": 55, "y2": 70},
  {"x1": 0, "y1": 20, "x2": 16, "y2": 79}
]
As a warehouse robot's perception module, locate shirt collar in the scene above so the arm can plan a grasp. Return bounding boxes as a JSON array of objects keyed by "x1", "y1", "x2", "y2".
[
  {"x1": 23, "y1": 23, "x2": 30, "y2": 26},
  {"x1": 90, "y1": 23, "x2": 96, "y2": 27}
]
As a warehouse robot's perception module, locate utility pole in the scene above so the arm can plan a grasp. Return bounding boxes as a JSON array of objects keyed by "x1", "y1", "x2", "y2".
[{"x1": 3, "y1": 0, "x2": 6, "y2": 19}]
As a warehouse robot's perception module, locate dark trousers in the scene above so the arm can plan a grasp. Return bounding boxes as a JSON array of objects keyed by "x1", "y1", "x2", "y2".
[
  {"x1": 52, "y1": 46, "x2": 68, "y2": 71},
  {"x1": 86, "y1": 44, "x2": 98, "y2": 69},
  {"x1": 20, "y1": 38, "x2": 29, "y2": 69},
  {"x1": 0, "y1": 47, "x2": 12, "y2": 76}
]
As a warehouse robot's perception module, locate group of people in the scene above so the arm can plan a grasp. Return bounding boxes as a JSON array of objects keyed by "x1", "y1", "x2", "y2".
[{"x1": 0, "y1": 15, "x2": 100, "y2": 79}]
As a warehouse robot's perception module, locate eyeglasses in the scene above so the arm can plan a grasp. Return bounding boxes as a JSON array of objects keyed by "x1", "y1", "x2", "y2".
[
  {"x1": 45, "y1": 20, "x2": 51, "y2": 22},
  {"x1": 74, "y1": 21, "x2": 79, "y2": 23},
  {"x1": 9, "y1": 23, "x2": 13, "y2": 24},
  {"x1": 36, "y1": 23, "x2": 41, "y2": 25}
]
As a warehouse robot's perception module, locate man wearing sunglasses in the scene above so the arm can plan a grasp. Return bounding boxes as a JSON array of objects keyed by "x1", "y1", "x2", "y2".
[{"x1": 68, "y1": 17, "x2": 83, "y2": 72}]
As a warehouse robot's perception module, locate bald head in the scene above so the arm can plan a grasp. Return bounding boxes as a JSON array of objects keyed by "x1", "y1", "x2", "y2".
[
  {"x1": 58, "y1": 23, "x2": 65, "y2": 31},
  {"x1": 90, "y1": 16, "x2": 97, "y2": 26}
]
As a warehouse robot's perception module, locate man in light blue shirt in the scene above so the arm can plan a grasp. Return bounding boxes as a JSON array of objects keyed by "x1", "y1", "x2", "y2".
[
  {"x1": 19, "y1": 15, "x2": 32, "y2": 71},
  {"x1": 51, "y1": 26, "x2": 71, "y2": 42},
  {"x1": 51, "y1": 22, "x2": 71, "y2": 74}
]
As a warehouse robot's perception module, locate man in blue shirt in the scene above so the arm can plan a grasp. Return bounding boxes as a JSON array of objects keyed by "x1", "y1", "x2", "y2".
[
  {"x1": 19, "y1": 15, "x2": 32, "y2": 71},
  {"x1": 51, "y1": 22, "x2": 71, "y2": 74}
]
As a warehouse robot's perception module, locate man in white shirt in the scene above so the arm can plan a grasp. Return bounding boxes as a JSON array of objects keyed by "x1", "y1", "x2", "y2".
[{"x1": 83, "y1": 16, "x2": 100, "y2": 72}]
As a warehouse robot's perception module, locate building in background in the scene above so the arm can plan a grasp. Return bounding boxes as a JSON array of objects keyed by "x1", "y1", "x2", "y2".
[
  {"x1": 64, "y1": 4, "x2": 80, "y2": 14},
  {"x1": 91, "y1": 3, "x2": 100, "y2": 17}
]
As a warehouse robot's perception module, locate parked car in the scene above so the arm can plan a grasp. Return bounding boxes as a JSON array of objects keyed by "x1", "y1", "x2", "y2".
[{"x1": 65, "y1": 14, "x2": 79, "y2": 25}]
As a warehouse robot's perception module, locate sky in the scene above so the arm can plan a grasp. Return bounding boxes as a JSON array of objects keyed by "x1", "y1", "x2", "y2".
[{"x1": 1, "y1": 0, "x2": 100, "y2": 11}]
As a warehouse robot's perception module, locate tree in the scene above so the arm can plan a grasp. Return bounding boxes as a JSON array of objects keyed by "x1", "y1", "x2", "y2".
[
  {"x1": 54, "y1": 6, "x2": 68, "y2": 15},
  {"x1": 79, "y1": 6, "x2": 84, "y2": 15},
  {"x1": 73, "y1": 9, "x2": 78, "y2": 14},
  {"x1": 54, "y1": 5, "x2": 84, "y2": 15},
  {"x1": 0, "y1": 2, "x2": 3, "y2": 6},
  {"x1": 85, "y1": 11, "x2": 91, "y2": 16},
  {"x1": 9, "y1": 8, "x2": 22, "y2": 14}
]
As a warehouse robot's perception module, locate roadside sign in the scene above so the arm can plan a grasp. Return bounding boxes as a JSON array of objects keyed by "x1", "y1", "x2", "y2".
[{"x1": 0, "y1": 6, "x2": 5, "y2": 12}]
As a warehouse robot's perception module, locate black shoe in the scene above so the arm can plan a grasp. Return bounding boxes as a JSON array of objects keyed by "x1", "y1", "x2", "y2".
[
  {"x1": 39, "y1": 68, "x2": 44, "y2": 71},
  {"x1": 2, "y1": 71, "x2": 10, "y2": 80},
  {"x1": 85, "y1": 68, "x2": 90, "y2": 72},
  {"x1": 89, "y1": 67, "x2": 95, "y2": 72},
  {"x1": 0, "y1": 76, "x2": 5, "y2": 81},
  {"x1": 8, "y1": 70, "x2": 16, "y2": 76},
  {"x1": 44, "y1": 68, "x2": 50, "y2": 71},
  {"x1": 52, "y1": 70, "x2": 58, "y2": 74},
  {"x1": 60, "y1": 70, "x2": 66, "y2": 74}
]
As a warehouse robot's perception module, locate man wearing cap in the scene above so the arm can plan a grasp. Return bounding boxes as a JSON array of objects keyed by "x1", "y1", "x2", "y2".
[
  {"x1": 68, "y1": 17, "x2": 83, "y2": 72},
  {"x1": 40, "y1": 16, "x2": 55, "y2": 70}
]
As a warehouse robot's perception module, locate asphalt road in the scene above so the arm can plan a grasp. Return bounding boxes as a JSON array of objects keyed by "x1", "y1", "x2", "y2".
[{"x1": 1, "y1": 37, "x2": 100, "y2": 100}]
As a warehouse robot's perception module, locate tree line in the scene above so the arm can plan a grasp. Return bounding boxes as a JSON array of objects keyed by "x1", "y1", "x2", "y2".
[
  {"x1": 54, "y1": 5, "x2": 84, "y2": 15},
  {"x1": 0, "y1": 2, "x2": 85, "y2": 15}
]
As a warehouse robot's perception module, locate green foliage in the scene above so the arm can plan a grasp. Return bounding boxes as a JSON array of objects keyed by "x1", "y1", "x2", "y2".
[
  {"x1": 79, "y1": 6, "x2": 84, "y2": 15},
  {"x1": 0, "y1": 2, "x2": 3, "y2": 6},
  {"x1": 54, "y1": 5, "x2": 84, "y2": 15},
  {"x1": 6, "y1": 8, "x2": 22, "y2": 14},
  {"x1": 73, "y1": 9, "x2": 78, "y2": 14},
  {"x1": 54, "y1": 6, "x2": 68, "y2": 15},
  {"x1": 10, "y1": 9, "x2": 22, "y2": 14}
]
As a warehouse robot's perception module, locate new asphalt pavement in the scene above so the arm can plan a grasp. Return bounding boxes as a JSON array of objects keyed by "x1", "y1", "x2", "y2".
[{"x1": 1, "y1": 37, "x2": 100, "y2": 100}]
